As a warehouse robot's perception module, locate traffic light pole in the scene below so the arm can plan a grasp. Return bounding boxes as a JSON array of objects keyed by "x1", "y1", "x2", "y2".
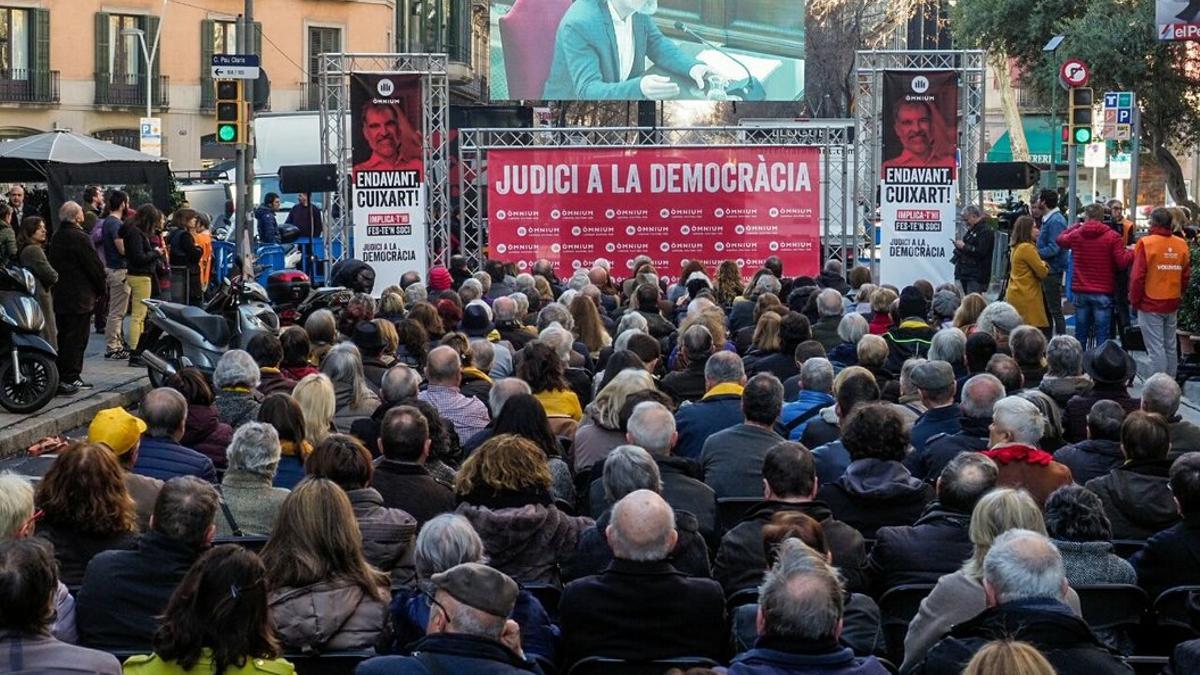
[
  {"x1": 236, "y1": 0, "x2": 255, "y2": 275},
  {"x1": 1067, "y1": 143, "x2": 1078, "y2": 222}
]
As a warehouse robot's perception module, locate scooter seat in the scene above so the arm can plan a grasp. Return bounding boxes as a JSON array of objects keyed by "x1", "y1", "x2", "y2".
[{"x1": 160, "y1": 304, "x2": 230, "y2": 347}]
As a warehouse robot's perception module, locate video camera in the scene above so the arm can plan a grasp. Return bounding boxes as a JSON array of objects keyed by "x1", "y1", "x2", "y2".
[{"x1": 994, "y1": 196, "x2": 1030, "y2": 232}]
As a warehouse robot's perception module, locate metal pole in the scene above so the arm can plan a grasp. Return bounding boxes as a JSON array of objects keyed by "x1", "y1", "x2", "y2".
[
  {"x1": 1047, "y1": 54, "x2": 1060, "y2": 189},
  {"x1": 1067, "y1": 143, "x2": 1079, "y2": 223},
  {"x1": 148, "y1": 0, "x2": 167, "y2": 120},
  {"x1": 234, "y1": 13, "x2": 247, "y2": 270},
  {"x1": 239, "y1": 0, "x2": 256, "y2": 275},
  {"x1": 1130, "y1": 104, "x2": 1141, "y2": 222}
]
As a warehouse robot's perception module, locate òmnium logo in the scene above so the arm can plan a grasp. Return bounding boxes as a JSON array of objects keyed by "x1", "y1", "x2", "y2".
[
  {"x1": 376, "y1": 78, "x2": 395, "y2": 97},
  {"x1": 714, "y1": 208, "x2": 725, "y2": 218},
  {"x1": 550, "y1": 209, "x2": 562, "y2": 220},
  {"x1": 605, "y1": 242, "x2": 616, "y2": 253},
  {"x1": 606, "y1": 209, "x2": 616, "y2": 219},
  {"x1": 659, "y1": 208, "x2": 670, "y2": 219},
  {"x1": 714, "y1": 242, "x2": 725, "y2": 252},
  {"x1": 626, "y1": 225, "x2": 637, "y2": 236},
  {"x1": 769, "y1": 208, "x2": 779, "y2": 218},
  {"x1": 912, "y1": 75, "x2": 929, "y2": 93},
  {"x1": 660, "y1": 242, "x2": 670, "y2": 252},
  {"x1": 571, "y1": 226, "x2": 582, "y2": 236},
  {"x1": 495, "y1": 243, "x2": 507, "y2": 254},
  {"x1": 680, "y1": 225, "x2": 691, "y2": 235},
  {"x1": 734, "y1": 224, "x2": 745, "y2": 235},
  {"x1": 517, "y1": 227, "x2": 527, "y2": 236},
  {"x1": 551, "y1": 243, "x2": 561, "y2": 253},
  {"x1": 495, "y1": 210, "x2": 507, "y2": 220},
  {"x1": 769, "y1": 241, "x2": 780, "y2": 251}
]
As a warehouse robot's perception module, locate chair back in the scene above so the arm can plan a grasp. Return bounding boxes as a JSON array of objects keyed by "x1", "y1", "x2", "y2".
[
  {"x1": 727, "y1": 587, "x2": 759, "y2": 610},
  {"x1": 211, "y1": 534, "x2": 271, "y2": 553},
  {"x1": 283, "y1": 651, "x2": 373, "y2": 675},
  {"x1": 716, "y1": 497, "x2": 761, "y2": 535},
  {"x1": 498, "y1": 0, "x2": 573, "y2": 99},
  {"x1": 1074, "y1": 584, "x2": 1148, "y2": 632},
  {"x1": 878, "y1": 584, "x2": 936, "y2": 663},
  {"x1": 568, "y1": 656, "x2": 720, "y2": 675},
  {"x1": 1111, "y1": 539, "x2": 1146, "y2": 559}
]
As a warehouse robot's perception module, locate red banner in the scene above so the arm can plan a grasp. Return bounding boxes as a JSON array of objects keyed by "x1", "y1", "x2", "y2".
[{"x1": 487, "y1": 146, "x2": 822, "y2": 282}]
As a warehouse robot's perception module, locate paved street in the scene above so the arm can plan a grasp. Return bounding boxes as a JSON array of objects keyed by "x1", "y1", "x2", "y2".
[{"x1": 0, "y1": 332, "x2": 149, "y2": 457}]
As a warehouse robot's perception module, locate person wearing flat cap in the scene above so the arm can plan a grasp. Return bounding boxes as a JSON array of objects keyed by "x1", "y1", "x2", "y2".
[
  {"x1": 908, "y1": 360, "x2": 962, "y2": 456},
  {"x1": 356, "y1": 563, "x2": 545, "y2": 674},
  {"x1": 1063, "y1": 340, "x2": 1141, "y2": 443},
  {"x1": 88, "y1": 406, "x2": 161, "y2": 530}
]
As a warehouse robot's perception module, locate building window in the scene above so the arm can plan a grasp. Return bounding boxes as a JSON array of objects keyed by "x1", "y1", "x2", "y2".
[
  {"x1": 109, "y1": 14, "x2": 142, "y2": 81},
  {"x1": 0, "y1": 7, "x2": 29, "y2": 78},
  {"x1": 307, "y1": 26, "x2": 341, "y2": 108},
  {"x1": 213, "y1": 20, "x2": 237, "y2": 55},
  {"x1": 403, "y1": 0, "x2": 468, "y2": 63},
  {"x1": 93, "y1": 128, "x2": 139, "y2": 150}
]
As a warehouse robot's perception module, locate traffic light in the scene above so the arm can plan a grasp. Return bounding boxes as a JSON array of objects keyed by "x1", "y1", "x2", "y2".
[
  {"x1": 1068, "y1": 87, "x2": 1094, "y2": 145},
  {"x1": 215, "y1": 79, "x2": 244, "y2": 144}
]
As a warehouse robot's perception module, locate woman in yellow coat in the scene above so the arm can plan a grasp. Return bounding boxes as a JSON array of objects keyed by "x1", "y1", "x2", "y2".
[{"x1": 1005, "y1": 215, "x2": 1049, "y2": 329}]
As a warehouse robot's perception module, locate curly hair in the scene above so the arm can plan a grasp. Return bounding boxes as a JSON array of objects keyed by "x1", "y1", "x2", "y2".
[
  {"x1": 517, "y1": 341, "x2": 568, "y2": 394},
  {"x1": 407, "y1": 302, "x2": 444, "y2": 339},
  {"x1": 395, "y1": 319, "x2": 429, "y2": 367},
  {"x1": 754, "y1": 293, "x2": 784, "y2": 323},
  {"x1": 678, "y1": 305, "x2": 728, "y2": 347},
  {"x1": 439, "y1": 331, "x2": 473, "y2": 366},
  {"x1": 36, "y1": 442, "x2": 137, "y2": 537},
  {"x1": 715, "y1": 260, "x2": 744, "y2": 306},
  {"x1": 1043, "y1": 485, "x2": 1113, "y2": 543},
  {"x1": 841, "y1": 402, "x2": 909, "y2": 461},
  {"x1": 454, "y1": 434, "x2": 553, "y2": 495}
]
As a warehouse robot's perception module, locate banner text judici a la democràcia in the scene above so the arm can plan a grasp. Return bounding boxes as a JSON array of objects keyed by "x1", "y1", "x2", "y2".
[
  {"x1": 351, "y1": 73, "x2": 428, "y2": 281},
  {"x1": 487, "y1": 146, "x2": 823, "y2": 282},
  {"x1": 879, "y1": 70, "x2": 959, "y2": 288}
]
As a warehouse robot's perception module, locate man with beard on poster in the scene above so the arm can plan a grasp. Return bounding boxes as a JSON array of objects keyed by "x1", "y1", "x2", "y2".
[
  {"x1": 883, "y1": 100, "x2": 955, "y2": 171},
  {"x1": 354, "y1": 101, "x2": 423, "y2": 177}
]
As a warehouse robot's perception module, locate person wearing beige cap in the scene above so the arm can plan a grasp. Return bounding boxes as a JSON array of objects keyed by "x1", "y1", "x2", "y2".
[
  {"x1": 355, "y1": 562, "x2": 542, "y2": 675},
  {"x1": 88, "y1": 406, "x2": 161, "y2": 529},
  {"x1": 908, "y1": 359, "x2": 962, "y2": 455}
]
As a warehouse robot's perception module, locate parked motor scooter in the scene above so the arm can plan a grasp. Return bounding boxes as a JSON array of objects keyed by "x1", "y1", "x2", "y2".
[
  {"x1": 140, "y1": 270, "x2": 279, "y2": 387},
  {"x1": 0, "y1": 265, "x2": 58, "y2": 412}
]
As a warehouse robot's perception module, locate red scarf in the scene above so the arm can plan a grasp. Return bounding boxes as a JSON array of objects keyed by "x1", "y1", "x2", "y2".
[{"x1": 984, "y1": 444, "x2": 1054, "y2": 466}]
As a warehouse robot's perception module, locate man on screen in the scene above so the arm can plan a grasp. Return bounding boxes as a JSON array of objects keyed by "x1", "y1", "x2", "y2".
[
  {"x1": 543, "y1": 0, "x2": 712, "y2": 100},
  {"x1": 883, "y1": 100, "x2": 955, "y2": 170},
  {"x1": 354, "y1": 101, "x2": 423, "y2": 177}
]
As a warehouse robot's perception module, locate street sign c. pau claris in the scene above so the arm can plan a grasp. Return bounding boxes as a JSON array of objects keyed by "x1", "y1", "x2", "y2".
[{"x1": 211, "y1": 54, "x2": 260, "y2": 80}]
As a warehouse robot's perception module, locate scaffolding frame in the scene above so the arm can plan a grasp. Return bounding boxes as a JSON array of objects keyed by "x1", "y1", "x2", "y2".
[
  {"x1": 318, "y1": 53, "x2": 450, "y2": 267},
  {"x1": 457, "y1": 122, "x2": 860, "y2": 272}
]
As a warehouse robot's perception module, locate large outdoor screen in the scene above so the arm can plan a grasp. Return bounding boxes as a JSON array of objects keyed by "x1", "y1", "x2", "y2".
[{"x1": 489, "y1": 0, "x2": 804, "y2": 102}]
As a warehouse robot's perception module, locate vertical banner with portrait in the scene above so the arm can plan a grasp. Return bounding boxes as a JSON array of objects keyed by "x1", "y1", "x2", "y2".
[
  {"x1": 351, "y1": 73, "x2": 427, "y2": 280},
  {"x1": 878, "y1": 70, "x2": 959, "y2": 288}
]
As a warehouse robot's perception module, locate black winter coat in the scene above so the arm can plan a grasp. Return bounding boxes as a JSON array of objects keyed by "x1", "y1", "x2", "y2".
[
  {"x1": 714, "y1": 500, "x2": 867, "y2": 595},
  {"x1": 563, "y1": 508, "x2": 710, "y2": 582},
  {"x1": 587, "y1": 455, "x2": 718, "y2": 547},
  {"x1": 866, "y1": 503, "x2": 972, "y2": 597},
  {"x1": 661, "y1": 359, "x2": 708, "y2": 404},
  {"x1": 915, "y1": 600, "x2": 1131, "y2": 675},
  {"x1": 47, "y1": 220, "x2": 105, "y2": 314},
  {"x1": 953, "y1": 222, "x2": 995, "y2": 285},
  {"x1": 1085, "y1": 458, "x2": 1180, "y2": 541},
  {"x1": 1131, "y1": 516, "x2": 1200, "y2": 600},
  {"x1": 817, "y1": 459, "x2": 935, "y2": 540},
  {"x1": 1055, "y1": 439, "x2": 1125, "y2": 486},
  {"x1": 904, "y1": 416, "x2": 991, "y2": 481}
]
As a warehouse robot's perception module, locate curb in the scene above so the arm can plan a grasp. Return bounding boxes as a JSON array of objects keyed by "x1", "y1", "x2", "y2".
[{"x1": 0, "y1": 376, "x2": 151, "y2": 458}]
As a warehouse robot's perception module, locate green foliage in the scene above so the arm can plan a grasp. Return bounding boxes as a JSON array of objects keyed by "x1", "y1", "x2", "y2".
[{"x1": 1179, "y1": 241, "x2": 1200, "y2": 332}]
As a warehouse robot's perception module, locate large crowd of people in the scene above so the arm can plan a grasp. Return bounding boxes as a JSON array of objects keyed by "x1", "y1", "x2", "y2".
[{"x1": 3, "y1": 221, "x2": 1200, "y2": 675}]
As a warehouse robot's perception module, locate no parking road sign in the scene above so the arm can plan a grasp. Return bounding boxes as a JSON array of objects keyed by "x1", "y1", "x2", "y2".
[{"x1": 1060, "y1": 58, "x2": 1090, "y2": 88}]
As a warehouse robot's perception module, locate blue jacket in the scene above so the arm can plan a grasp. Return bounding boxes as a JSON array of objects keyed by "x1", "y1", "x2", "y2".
[
  {"x1": 543, "y1": 0, "x2": 699, "y2": 100},
  {"x1": 729, "y1": 641, "x2": 890, "y2": 675},
  {"x1": 909, "y1": 405, "x2": 962, "y2": 455},
  {"x1": 132, "y1": 435, "x2": 216, "y2": 483},
  {"x1": 779, "y1": 391, "x2": 835, "y2": 441},
  {"x1": 1038, "y1": 209, "x2": 1069, "y2": 273},
  {"x1": 812, "y1": 440, "x2": 851, "y2": 486},
  {"x1": 357, "y1": 633, "x2": 544, "y2": 675},
  {"x1": 387, "y1": 588, "x2": 559, "y2": 662},
  {"x1": 674, "y1": 393, "x2": 745, "y2": 460},
  {"x1": 254, "y1": 205, "x2": 279, "y2": 244}
]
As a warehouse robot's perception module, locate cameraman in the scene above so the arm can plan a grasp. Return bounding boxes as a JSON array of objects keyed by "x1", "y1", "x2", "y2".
[
  {"x1": 1035, "y1": 189, "x2": 1069, "y2": 335},
  {"x1": 953, "y1": 205, "x2": 994, "y2": 295}
]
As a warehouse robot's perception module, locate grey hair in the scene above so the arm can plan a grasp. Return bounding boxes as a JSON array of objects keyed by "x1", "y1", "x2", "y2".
[
  {"x1": 381, "y1": 364, "x2": 421, "y2": 403},
  {"x1": 706, "y1": 350, "x2": 745, "y2": 385},
  {"x1": 817, "y1": 289, "x2": 843, "y2": 317},
  {"x1": 514, "y1": 273, "x2": 536, "y2": 293},
  {"x1": 899, "y1": 358, "x2": 926, "y2": 397},
  {"x1": 983, "y1": 528, "x2": 1066, "y2": 604},
  {"x1": 603, "y1": 445, "x2": 662, "y2": 502},
  {"x1": 799, "y1": 358, "x2": 834, "y2": 395},
  {"x1": 459, "y1": 278, "x2": 484, "y2": 303},
  {"x1": 538, "y1": 324, "x2": 574, "y2": 363},
  {"x1": 415, "y1": 513, "x2": 487, "y2": 580},
  {"x1": 226, "y1": 422, "x2": 282, "y2": 479},
  {"x1": 931, "y1": 289, "x2": 961, "y2": 319},
  {"x1": 304, "y1": 309, "x2": 337, "y2": 344},
  {"x1": 321, "y1": 343, "x2": 373, "y2": 408},
  {"x1": 537, "y1": 303, "x2": 574, "y2": 332},
  {"x1": 472, "y1": 270, "x2": 491, "y2": 294},
  {"x1": 976, "y1": 301, "x2": 1023, "y2": 338},
  {"x1": 493, "y1": 296, "x2": 517, "y2": 322},
  {"x1": 928, "y1": 327, "x2": 967, "y2": 365},
  {"x1": 404, "y1": 282, "x2": 428, "y2": 306},
  {"x1": 613, "y1": 328, "x2": 647, "y2": 352},
  {"x1": 836, "y1": 313, "x2": 869, "y2": 344},
  {"x1": 961, "y1": 374, "x2": 1006, "y2": 419},
  {"x1": 755, "y1": 274, "x2": 782, "y2": 296},
  {"x1": 681, "y1": 324, "x2": 714, "y2": 358},
  {"x1": 568, "y1": 271, "x2": 590, "y2": 291},
  {"x1": 488, "y1": 378, "x2": 531, "y2": 416},
  {"x1": 1046, "y1": 335, "x2": 1084, "y2": 377},
  {"x1": 469, "y1": 339, "x2": 495, "y2": 371},
  {"x1": 823, "y1": 258, "x2": 844, "y2": 276},
  {"x1": 142, "y1": 388, "x2": 188, "y2": 437},
  {"x1": 626, "y1": 402, "x2": 676, "y2": 457},
  {"x1": 511, "y1": 292, "x2": 529, "y2": 318},
  {"x1": 687, "y1": 297, "x2": 715, "y2": 317},
  {"x1": 558, "y1": 289, "x2": 579, "y2": 308},
  {"x1": 615, "y1": 311, "x2": 648, "y2": 335},
  {"x1": 213, "y1": 349, "x2": 261, "y2": 389},
  {"x1": 58, "y1": 201, "x2": 83, "y2": 224},
  {"x1": 758, "y1": 538, "x2": 843, "y2": 641},
  {"x1": 0, "y1": 472, "x2": 34, "y2": 538},
  {"x1": 1142, "y1": 372, "x2": 1183, "y2": 417},
  {"x1": 992, "y1": 395, "x2": 1045, "y2": 445},
  {"x1": 962, "y1": 205, "x2": 984, "y2": 219}
]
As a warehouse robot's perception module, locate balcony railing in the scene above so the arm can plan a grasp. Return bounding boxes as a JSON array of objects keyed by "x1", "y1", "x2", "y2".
[
  {"x1": 0, "y1": 69, "x2": 60, "y2": 104},
  {"x1": 94, "y1": 73, "x2": 170, "y2": 109}
]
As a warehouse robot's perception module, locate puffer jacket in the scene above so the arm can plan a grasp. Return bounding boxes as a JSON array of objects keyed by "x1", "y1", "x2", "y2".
[
  {"x1": 817, "y1": 458, "x2": 934, "y2": 539},
  {"x1": 270, "y1": 577, "x2": 389, "y2": 652},
  {"x1": 456, "y1": 502, "x2": 593, "y2": 586},
  {"x1": 1085, "y1": 459, "x2": 1181, "y2": 540},
  {"x1": 1039, "y1": 375, "x2": 1094, "y2": 411},
  {"x1": 181, "y1": 403, "x2": 234, "y2": 470},
  {"x1": 347, "y1": 488, "x2": 417, "y2": 590},
  {"x1": 1056, "y1": 219, "x2": 1134, "y2": 295}
]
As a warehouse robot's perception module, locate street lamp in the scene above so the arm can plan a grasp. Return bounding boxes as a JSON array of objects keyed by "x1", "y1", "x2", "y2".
[
  {"x1": 120, "y1": 27, "x2": 154, "y2": 119},
  {"x1": 1044, "y1": 34, "x2": 1066, "y2": 188}
]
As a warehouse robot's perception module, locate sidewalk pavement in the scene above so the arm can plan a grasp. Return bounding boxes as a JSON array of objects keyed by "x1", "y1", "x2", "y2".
[{"x1": 0, "y1": 332, "x2": 150, "y2": 457}]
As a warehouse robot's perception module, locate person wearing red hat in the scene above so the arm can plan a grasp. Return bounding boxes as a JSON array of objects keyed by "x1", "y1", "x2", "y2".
[{"x1": 429, "y1": 267, "x2": 453, "y2": 293}]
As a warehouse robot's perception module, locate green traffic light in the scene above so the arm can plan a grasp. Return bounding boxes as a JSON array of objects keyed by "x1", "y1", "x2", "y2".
[
  {"x1": 217, "y1": 124, "x2": 237, "y2": 143},
  {"x1": 1073, "y1": 127, "x2": 1092, "y2": 144}
]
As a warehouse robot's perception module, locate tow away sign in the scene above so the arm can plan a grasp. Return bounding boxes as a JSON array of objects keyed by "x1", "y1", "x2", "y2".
[{"x1": 211, "y1": 54, "x2": 260, "y2": 79}]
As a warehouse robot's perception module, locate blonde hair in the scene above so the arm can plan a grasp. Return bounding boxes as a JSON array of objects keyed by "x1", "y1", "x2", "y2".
[
  {"x1": 954, "y1": 293, "x2": 988, "y2": 329},
  {"x1": 378, "y1": 292, "x2": 404, "y2": 317},
  {"x1": 0, "y1": 472, "x2": 34, "y2": 540},
  {"x1": 751, "y1": 311, "x2": 783, "y2": 353},
  {"x1": 374, "y1": 318, "x2": 399, "y2": 357},
  {"x1": 962, "y1": 488, "x2": 1045, "y2": 579},
  {"x1": 962, "y1": 640, "x2": 1056, "y2": 675},
  {"x1": 455, "y1": 434, "x2": 553, "y2": 496},
  {"x1": 870, "y1": 288, "x2": 898, "y2": 314},
  {"x1": 856, "y1": 334, "x2": 889, "y2": 368},
  {"x1": 292, "y1": 373, "x2": 336, "y2": 445},
  {"x1": 678, "y1": 305, "x2": 728, "y2": 346},
  {"x1": 586, "y1": 368, "x2": 656, "y2": 430}
]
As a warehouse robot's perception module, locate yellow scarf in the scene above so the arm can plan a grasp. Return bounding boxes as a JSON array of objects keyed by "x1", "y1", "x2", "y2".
[
  {"x1": 462, "y1": 366, "x2": 493, "y2": 384},
  {"x1": 703, "y1": 382, "x2": 745, "y2": 399}
]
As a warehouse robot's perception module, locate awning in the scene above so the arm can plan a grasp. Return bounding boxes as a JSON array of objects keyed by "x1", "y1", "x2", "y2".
[{"x1": 986, "y1": 115, "x2": 1067, "y2": 166}]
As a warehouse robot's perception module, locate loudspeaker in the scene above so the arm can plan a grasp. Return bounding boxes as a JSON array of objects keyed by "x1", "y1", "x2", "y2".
[
  {"x1": 279, "y1": 164, "x2": 338, "y2": 193},
  {"x1": 975, "y1": 161, "x2": 1041, "y2": 190}
]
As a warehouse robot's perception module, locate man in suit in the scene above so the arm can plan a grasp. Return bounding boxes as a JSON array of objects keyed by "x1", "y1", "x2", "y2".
[
  {"x1": 543, "y1": 0, "x2": 710, "y2": 100},
  {"x1": 5, "y1": 184, "x2": 27, "y2": 226},
  {"x1": 559, "y1": 490, "x2": 726, "y2": 666}
]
